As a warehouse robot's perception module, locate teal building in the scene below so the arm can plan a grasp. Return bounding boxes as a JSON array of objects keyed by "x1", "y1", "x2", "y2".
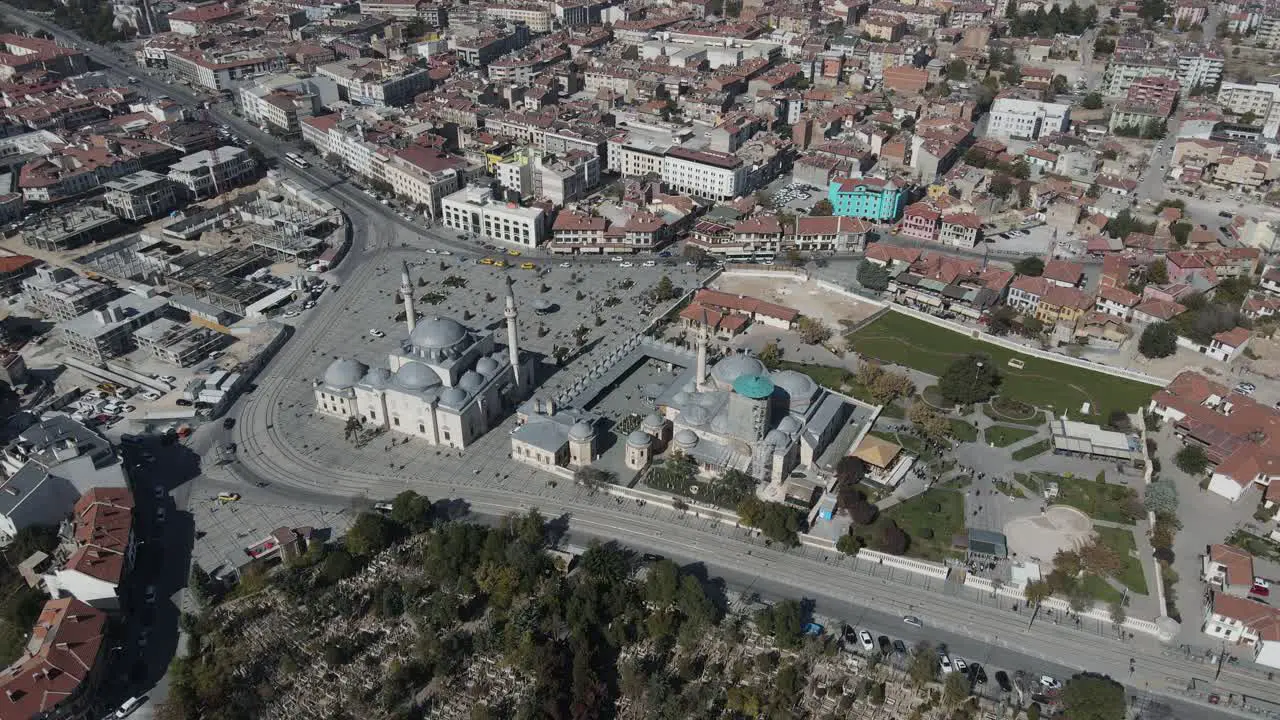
[{"x1": 827, "y1": 177, "x2": 908, "y2": 221}]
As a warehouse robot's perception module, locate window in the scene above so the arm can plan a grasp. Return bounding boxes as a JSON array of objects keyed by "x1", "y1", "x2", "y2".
[
  {"x1": 442, "y1": 430, "x2": 450, "y2": 440},
  {"x1": 393, "y1": 417, "x2": 400, "y2": 426},
  {"x1": 418, "y1": 423, "x2": 425, "y2": 433}
]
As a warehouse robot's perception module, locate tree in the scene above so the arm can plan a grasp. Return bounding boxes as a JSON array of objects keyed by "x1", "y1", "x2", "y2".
[
  {"x1": 797, "y1": 316, "x2": 832, "y2": 344},
  {"x1": 1082, "y1": 92, "x2": 1104, "y2": 109},
  {"x1": 837, "y1": 533, "x2": 863, "y2": 555},
  {"x1": 1109, "y1": 600, "x2": 1127, "y2": 634},
  {"x1": 908, "y1": 643, "x2": 938, "y2": 687},
  {"x1": 877, "y1": 520, "x2": 909, "y2": 555},
  {"x1": 652, "y1": 275, "x2": 678, "y2": 302},
  {"x1": 758, "y1": 341, "x2": 783, "y2": 369},
  {"x1": 990, "y1": 175, "x2": 1015, "y2": 200},
  {"x1": 390, "y1": 490, "x2": 434, "y2": 533},
  {"x1": 737, "y1": 497, "x2": 801, "y2": 545},
  {"x1": 1079, "y1": 537, "x2": 1123, "y2": 577},
  {"x1": 1138, "y1": 322, "x2": 1177, "y2": 358},
  {"x1": 1053, "y1": 548, "x2": 1083, "y2": 577},
  {"x1": 810, "y1": 199, "x2": 833, "y2": 216},
  {"x1": 943, "y1": 671, "x2": 970, "y2": 707},
  {"x1": 835, "y1": 456, "x2": 867, "y2": 488},
  {"x1": 868, "y1": 370, "x2": 914, "y2": 404},
  {"x1": 1060, "y1": 673, "x2": 1126, "y2": 720},
  {"x1": 908, "y1": 402, "x2": 952, "y2": 445},
  {"x1": 938, "y1": 354, "x2": 1000, "y2": 405},
  {"x1": 857, "y1": 260, "x2": 891, "y2": 291},
  {"x1": 1014, "y1": 257, "x2": 1044, "y2": 276},
  {"x1": 1170, "y1": 221, "x2": 1192, "y2": 244},
  {"x1": 1137, "y1": 0, "x2": 1167, "y2": 22},
  {"x1": 345, "y1": 511, "x2": 399, "y2": 556},
  {"x1": 1143, "y1": 480, "x2": 1179, "y2": 516},
  {"x1": 1175, "y1": 445, "x2": 1209, "y2": 475},
  {"x1": 754, "y1": 599, "x2": 804, "y2": 648},
  {"x1": 1024, "y1": 579, "x2": 1052, "y2": 607},
  {"x1": 988, "y1": 305, "x2": 1017, "y2": 336},
  {"x1": 1147, "y1": 259, "x2": 1169, "y2": 285},
  {"x1": 946, "y1": 59, "x2": 968, "y2": 81}
]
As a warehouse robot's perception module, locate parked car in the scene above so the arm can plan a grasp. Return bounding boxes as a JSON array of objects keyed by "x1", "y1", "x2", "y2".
[
  {"x1": 1252, "y1": 585, "x2": 1270, "y2": 597},
  {"x1": 858, "y1": 630, "x2": 875, "y2": 653},
  {"x1": 995, "y1": 671, "x2": 1013, "y2": 693},
  {"x1": 369, "y1": 328, "x2": 386, "y2": 338},
  {"x1": 953, "y1": 658, "x2": 968, "y2": 675},
  {"x1": 144, "y1": 586, "x2": 156, "y2": 604},
  {"x1": 939, "y1": 654, "x2": 954, "y2": 674},
  {"x1": 1039, "y1": 675, "x2": 1061, "y2": 691},
  {"x1": 902, "y1": 615, "x2": 922, "y2": 627},
  {"x1": 176, "y1": 399, "x2": 193, "y2": 407},
  {"x1": 115, "y1": 696, "x2": 142, "y2": 718},
  {"x1": 223, "y1": 417, "x2": 236, "y2": 430},
  {"x1": 892, "y1": 639, "x2": 907, "y2": 654}
]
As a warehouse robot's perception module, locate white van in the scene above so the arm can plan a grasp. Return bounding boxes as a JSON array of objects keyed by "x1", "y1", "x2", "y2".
[{"x1": 115, "y1": 696, "x2": 142, "y2": 717}]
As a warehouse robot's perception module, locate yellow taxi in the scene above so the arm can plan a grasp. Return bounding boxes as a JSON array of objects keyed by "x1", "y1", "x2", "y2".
[
  {"x1": 479, "y1": 257, "x2": 495, "y2": 265},
  {"x1": 493, "y1": 259, "x2": 508, "y2": 268},
  {"x1": 520, "y1": 262, "x2": 536, "y2": 270},
  {"x1": 506, "y1": 249, "x2": 522, "y2": 256}
]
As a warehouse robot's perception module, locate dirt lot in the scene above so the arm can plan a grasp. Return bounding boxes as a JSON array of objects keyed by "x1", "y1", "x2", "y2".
[{"x1": 710, "y1": 271, "x2": 882, "y2": 346}]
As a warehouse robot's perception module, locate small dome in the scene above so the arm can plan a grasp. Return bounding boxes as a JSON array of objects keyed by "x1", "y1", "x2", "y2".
[
  {"x1": 410, "y1": 316, "x2": 468, "y2": 350},
  {"x1": 627, "y1": 430, "x2": 652, "y2": 447},
  {"x1": 324, "y1": 358, "x2": 368, "y2": 389},
  {"x1": 778, "y1": 416, "x2": 802, "y2": 435},
  {"x1": 439, "y1": 387, "x2": 467, "y2": 407},
  {"x1": 674, "y1": 429, "x2": 699, "y2": 449},
  {"x1": 475, "y1": 357, "x2": 500, "y2": 375},
  {"x1": 712, "y1": 354, "x2": 767, "y2": 387},
  {"x1": 395, "y1": 361, "x2": 442, "y2": 391},
  {"x1": 671, "y1": 391, "x2": 692, "y2": 407},
  {"x1": 733, "y1": 374, "x2": 776, "y2": 400},
  {"x1": 764, "y1": 429, "x2": 788, "y2": 447},
  {"x1": 568, "y1": 420, "x2": 596, "y2": 442},
  {"x1": 640, "y1": 413, "x2": 664, "y2": 432},
  {"x1": 710, "y1": 413, "x2": 731, "y2": 434},
  {"x1": 683, "y1": 405, "x2": 710, "y2": 426},
  {"x1": 361, "y1": 367, "x2": 392, "y2": 389},
  {"x1": 459, "y1": 370, "x2": 485, "y2": 392}
]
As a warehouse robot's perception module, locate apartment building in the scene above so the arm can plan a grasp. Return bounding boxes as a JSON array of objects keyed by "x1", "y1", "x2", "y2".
[
  {"x1": 1103, "y1": 50, "x2": 1222, "y2": 96},
  {"x1": 0, "y1": 34, "x2": 88, "y2": 80},
  {"x1": 661, "y1": 148, "x2": 747, "y2": 201},
  {"x1": 358, "y1": 0, "x2": 438, "y2": 20},
  {"x1": 168, "y1": 48, "x2": 290, "y2": 92},
  {"x1": 301, "y1": 115, "x2": 387, "y2": 180},
  {"x1": 827, "y1": 176, "x2": 907, "y2": 221},
  {"x1": 1126, "y1": 76, "x2": 1181, "y2": 116},
  {"x1": 441, "y1": 186, "x2": 545, "y2": 247},
  {"x1": 316, "y1": 58, "x2": 434, "y2": 107},
  {"x1": 986, "y1": 95, "x2": 1071, "y2": 140},
  {"x1": 0, "y1": 598, "x2": 107, "y2": 720},
  {"x1": 452, "y1": 25, "x2": 532, "y2": 66},
  {"x1": 102, "y1": 170, "x2": 178, "y2": 221},
  {"x1": 167, "y1": 146, "x2": 256, "y2": 200},
  {"x1": 484, "y1": 3, "x2": 555, "y2": 31},
  {"x1": 1259, "y1": 15, "x2": 1280, "y2": 49},
  {"x1": 382, "y1": 145, "x2": 465, "y2": 219},
  {"x1": 1218, "y1": 82, "x2": 1280, "y2": 138},
  {"x1": 607, "y1": 130, "x2": 670, "y2": 177},
  {"x1": 939, "y1": 213, "x2": 983, "y2": 249},
  {"x1": 166, "y1": 3, "x2": 243, "y2": 35},
  {"x1": 23, "y1": 267, "x2": 117, "y2": 322},
  {"x1": 58, "y1": 295, "x2": 169, "y2": 364}
]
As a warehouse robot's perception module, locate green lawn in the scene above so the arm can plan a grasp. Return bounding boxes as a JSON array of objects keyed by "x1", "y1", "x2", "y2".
[
  {"x1": 882, "y1": 488, "x2": 965, "y2": 561},
  {"x1": 1080, "y1": 573, "x2": 1125, "y2": 604},
  {"x1": 1052, "y1": 475, "x2": 1138, "y2": 525},
  {"x1": 985, "y1": 425, "x2": 1038, "y2": 448},
  {"x1": 1014, "y1": 473, "x2": 1042, "y2": 493},
  {"x1": 1225, "y1": 530, "x2": 1280, "y2": 562},
  {"x1": 1011, "y1": 439, "x2": 1052, "y2": 461},
  {"x1": 949, "y1": 419, "x2": 979, "y2": 443},
  {"x1": 992, "y1": 479, "x2": 1026, "y2": 498},
  {"x1": 982, "y1": 403, "x2": 1046, "y2": 427},
  {"x1": 881, "y1": 402, "x2": 905, "y2": 419},
  {"x1": 1095, "y1": 526, "x2": 1149, "y2": 594},
  {"x1": 847, "y1": 312, "x2": 1160, "y2": 421}
]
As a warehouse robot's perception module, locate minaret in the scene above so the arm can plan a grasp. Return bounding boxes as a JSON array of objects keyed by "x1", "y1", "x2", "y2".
[
  {"x1": 401, "y1": 261, "x2": 416, "y2": 334},
  {"x1": 695, "y1": 308, "x2": 709, "y2": 391},
  {"x1": 505, "y1": 275, "x2": 522, "y2": 393}
]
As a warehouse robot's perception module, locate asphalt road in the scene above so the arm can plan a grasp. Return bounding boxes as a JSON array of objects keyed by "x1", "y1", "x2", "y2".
[{"x1": 7, "y1": 8, "x2": 1274, "y2": 719}]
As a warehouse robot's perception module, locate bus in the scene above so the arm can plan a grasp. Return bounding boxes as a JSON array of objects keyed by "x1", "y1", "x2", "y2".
[{"x1": 284, "y1": 152, "x2": 310, "y2": 169}]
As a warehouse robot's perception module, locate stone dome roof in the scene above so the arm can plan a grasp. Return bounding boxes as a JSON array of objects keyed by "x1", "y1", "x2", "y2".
[
  {"x1": 410, "y1": 316, "x2": 468, "y2": 350},
  {"x1": 394, "y1": 361, "x2": 442, "y2": 391},
  {"x1": 568, "y1": 420, "x2": 596, "y2": 442},
  {"x1": 674, "y1": 429, "x2": 699, "y2": 449},
  {"x1": 671, "y1": 391, "x2": 692, "y2": 407},
  {"x1": 771, "y1": 370, "x2": 818, "y2": 406},
  {"x1": 324, "y1": 358, "x2": 368, "y2": 389},
  {"x1": 712, "y1": 354, "x2": 767, "y2": 387},
  {"x1": 778, "y1": 415, "x2": 802, "y2": 435},
  {"x1": 764, "y1": 429, "x2": 788, "y2": 447},
  {"x1": 361, "y1": 367, "x2": 391, "y2": 389},
  {"x1": 641, "y1": 413, "x2": 665, "y2": 432},
  {"x1": 439, "y1": 387, "x2": 467, "y2": 407},
  {"x1": 459, "y1": 370, "x2": 485, "y2": 392},
  {"x1": 627, "y1": 430, "x2": 652, "y2": 447},
  {"x1": 475, "y1": 356, "x2": 500, "y2": 375}
]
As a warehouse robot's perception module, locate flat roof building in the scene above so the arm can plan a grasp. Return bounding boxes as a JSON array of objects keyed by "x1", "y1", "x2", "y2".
[
  {"x1": 167, "y1": 146, "x2": 256, "y2": 201},
  {"x1": 22, "y1": 266, "x2": 118, "y2": 322},
  {"x1": 103, "y1": 170, "x2": 178, "y2": 222},
  {"x1": 22, "y1": 205, "x2": 120, "y2": 252},
  {"x1": 440, "y1": 186, "x2": 545, "y2": 248},
  {"x1": 57, "y1": 294, "x2": 169, "y2": 364}
]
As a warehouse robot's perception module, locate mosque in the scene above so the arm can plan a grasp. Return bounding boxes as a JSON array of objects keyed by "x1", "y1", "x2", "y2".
[
  {"x1": 314, "y1": 262, "x2": 536, "y2": 448},
  {"x1": 512, "y1": 317, "x2": 869, "y2": 488}
]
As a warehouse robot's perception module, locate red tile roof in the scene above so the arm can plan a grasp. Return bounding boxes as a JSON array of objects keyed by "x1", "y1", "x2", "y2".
[
  {"x1": 0, "y1": 598, "x2": 105, "y2": 720},
  {"x1": 0, "y1": 255, "x2": 36, "y2": 274},
  {"x1": 1042, "y1": 259, "x2": 1084, "y2": 286},
  {"x1": 1213, "y1": 592, "x2": 1280, "y2": 641},
  {"x1": 1210, "y1": 544, "x2": 1255, "y2": 587},
  {"x1": 693, "y1": 288, "x2": 798, "y2": 322}
]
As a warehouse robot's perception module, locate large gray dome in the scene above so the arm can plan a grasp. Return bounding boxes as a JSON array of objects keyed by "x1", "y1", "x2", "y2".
[
  {"x1": 361, "y1": 367, "x2": 392, "y2": 389},
  {"x1": 772, "y1": 370, "x2": 818, "y2": 407},
  {"x1": 712, "y1": 354, "x2": 767, "y2": 387},
  {"x1": 410, "y1": 316, "x2": 468, "y2": 350},
  {"x1": 641, "y1": 413, "x2": 665, "y2": 432},
  {"x1": 439, "y1": 387, "x2": 467, "y2": 407},
  {"x1": 324, "y1": 358, "x2": 368, "y2": 389},
  {"x1": 569, "y1": 420, "x2": 596, "y2": 442},
  {"x1": 395, "y1": 361, "x2": 442, "y2": 391},
  {"x1": 475, "y1": 357, "x2": 500, "y2": 376},
  {"x1": 683, "y1": 405, "x2": 710, "y2": 426},
  {"x1": 627, "y1": 430, "x2": 652, "y2": 447},
  {"x1": 674, "y1": 429, "x2": 699, "y2": 449}
]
